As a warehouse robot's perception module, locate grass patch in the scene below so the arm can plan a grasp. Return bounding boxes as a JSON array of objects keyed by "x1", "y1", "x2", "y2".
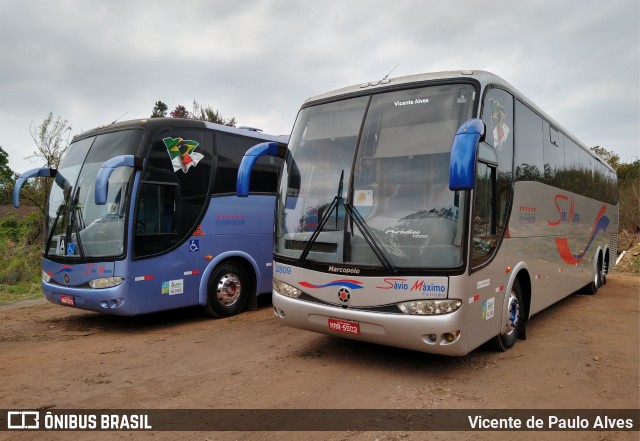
[{"x1": 0, "y1": 282, "x2": 42, "y2": 305}]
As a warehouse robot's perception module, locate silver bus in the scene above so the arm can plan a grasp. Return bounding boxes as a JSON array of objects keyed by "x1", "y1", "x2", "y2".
[{"x1": 237, "y1": 71, "x2": 618, "y2": 356}]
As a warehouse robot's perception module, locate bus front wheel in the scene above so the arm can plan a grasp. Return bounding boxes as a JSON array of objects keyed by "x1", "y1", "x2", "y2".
[
  {"x1": 203, "y1": 262, "x2": 249, "y2": 318},
  {"x1": 492, "y1": 279, "x2": 523, "y2": 352}
]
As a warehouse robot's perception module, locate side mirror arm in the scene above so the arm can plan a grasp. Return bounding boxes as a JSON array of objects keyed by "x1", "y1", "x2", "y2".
[
  {"x1": 449, "y1": 119, "x2": 486, "y2": 191},
  {"x1": 95, "y1": 155, "x2": 143, "y2": 205},
  {"x1": 236, "y1": 142, "x2": 287, "y2": 197},
  {"x1": 13, "y1": 167, "x2": 56, "y2": 208}
]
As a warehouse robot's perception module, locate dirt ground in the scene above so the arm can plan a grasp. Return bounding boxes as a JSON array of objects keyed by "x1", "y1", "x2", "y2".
[{"x1": 0, "y1": 273, "x2": 638, "y2": 441}]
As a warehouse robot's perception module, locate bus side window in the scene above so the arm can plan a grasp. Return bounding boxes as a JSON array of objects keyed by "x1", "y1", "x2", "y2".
[
  {"x1": 471, "y1": 161, "x2": 498, "y2": 267},
  {"x1": 134, "y1": 175, "x2": 180, "y2": 256},
  {"x1": 481, "y1": 88, "x2": 513, "y2": 240}
]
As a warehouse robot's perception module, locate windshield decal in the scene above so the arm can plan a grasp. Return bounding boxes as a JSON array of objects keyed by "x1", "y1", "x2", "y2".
[
  {"x1": 393, "y1": 98, "x2": 430, "y2": 107},
  {"x1": 163, "y1": 137, "x2": 204, "y2": 173}
]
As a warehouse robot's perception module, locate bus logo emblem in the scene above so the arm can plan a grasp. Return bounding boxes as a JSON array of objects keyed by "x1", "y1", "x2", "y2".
[{"x1": 338, "y1": 288, "x2": 351, "y2": 304}]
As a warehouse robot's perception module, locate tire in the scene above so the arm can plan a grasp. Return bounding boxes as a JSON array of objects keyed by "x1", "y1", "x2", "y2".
[
  {"x1": 492, "y1": 279, "x2": 523, "y2": 352},
  {"x1": 581, "y1": 256, "x2": 602, "y2": 295},
  {"x1": 202, "y1": 262, "x2": 250, "y2": 318},
  {"x1": 599, "y1": 254, "x2": 607, "y2": 286}
]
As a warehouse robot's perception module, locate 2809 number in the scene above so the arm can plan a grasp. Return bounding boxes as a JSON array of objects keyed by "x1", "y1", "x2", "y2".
[{"x1": 275, "y1": 264, "x2": 292, "y2": 275}]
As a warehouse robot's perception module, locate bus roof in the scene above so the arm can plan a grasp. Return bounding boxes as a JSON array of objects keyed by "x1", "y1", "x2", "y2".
[
  {"x1": 302, "y1": 70, "x2": 614, "y2": 174},
  {"x1": 73, "y1": 117, "x2": 289, "y2": 145}
]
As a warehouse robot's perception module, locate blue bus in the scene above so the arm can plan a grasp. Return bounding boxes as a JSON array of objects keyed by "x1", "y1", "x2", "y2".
[{"x1": 14, "y1": 118, "x2": 286, "y2": 317}]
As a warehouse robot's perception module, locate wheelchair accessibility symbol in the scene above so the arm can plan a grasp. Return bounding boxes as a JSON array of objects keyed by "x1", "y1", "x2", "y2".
[{"x1": 189, "y1": 240, "x2": 199, "y2": 252}]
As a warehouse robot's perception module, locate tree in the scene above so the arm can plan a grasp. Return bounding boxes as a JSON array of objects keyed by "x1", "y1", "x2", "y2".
[
  {"x1": 170, "y1": 105, "x2": 190, "y2": 119},
  {"x1": 591, "y1": 146, "x2": 620, "y2": 170},
  {"x1": 28, "y1": 113, "x2": 72, "y2": 169},
  {"x1": 591, "y1": 146, "x2": 640, "y2": 232},
  {"x1": 24, "y1": 113, "x2": 72, "y2": 213},
  {"x1": 151, "y1": 101, "x2": 168, "y2": 118},
  {"x1": 0, "y1": 147, "x2": 15, "y2": 205},
  {"x1": 191, "y1": 100, "x2": 237, "y2": 127},
  {"x1": 156, "y1": 100, "x2": 237, "y2": 127}
]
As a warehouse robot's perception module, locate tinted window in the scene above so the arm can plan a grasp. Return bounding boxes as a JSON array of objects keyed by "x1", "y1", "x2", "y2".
[
  {"x1": 213, "y1": 134, "x2": 282, "y2": 195},
  {"x1": 543, "y1": 121, "x2": 564, "y2": 187},
  {"x1": 563, "y1": 138, "x2": 581, "y2": 194},
  {"x1": 471, "y1": 162, "x2": 497, "y2": 268},
  {"x1": 135, "y1": 129, "x2": 212, "y2": 257},
  {"x1": 578, "y1": 146, "x2": 594, "y2": 197},
  {"x1": 481, "y1": 88, "x2": 513, "y2": 237},
  {"x1": 514, "y1": 100, "x2": 544, "y2": 182}
]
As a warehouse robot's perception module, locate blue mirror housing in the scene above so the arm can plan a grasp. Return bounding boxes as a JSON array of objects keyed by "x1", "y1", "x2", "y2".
[
  {"x1": 449, "y1": 118, "x2": 485, "y2": 191},
  {"x1": 237, "y1": 142, "x2": 281, "y2": 197},
  {"x1": 95, "y1": 155, "x2": 143, "y2": 205},
  {"x1": 13, "y1": 167, "x2": 56, "y2": 208}
]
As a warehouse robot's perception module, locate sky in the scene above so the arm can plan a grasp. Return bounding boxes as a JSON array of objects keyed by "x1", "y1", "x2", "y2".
[{"x1": 0, "y1": 0, "x2": 638, "y2": 174}]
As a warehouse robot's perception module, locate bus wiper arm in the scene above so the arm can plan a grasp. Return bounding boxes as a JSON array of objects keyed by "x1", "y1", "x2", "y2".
[
  {"x1": 343, "y1": 203, "x2": 397, "y2": 274},
  {"x1": 67, "y1": 187, "x2": 86, "y2": 258},
  {"x1": 298, "y1": 170, "x2": 344, "y2": 265}
]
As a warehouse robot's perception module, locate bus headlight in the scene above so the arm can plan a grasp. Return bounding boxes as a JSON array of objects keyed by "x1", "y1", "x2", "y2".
[
  {"x1": 273, "y1": 279, "x2": 302, "y2": 298},
  {"x1": 397, "y1": 299, "x2": 462, "y2": 315},
  {"x1": 42, "y1": 271, "x2": 52, "y2": 283},
  {"x1": 89, "y1": 277, "x2": 124, "y2": 289}
]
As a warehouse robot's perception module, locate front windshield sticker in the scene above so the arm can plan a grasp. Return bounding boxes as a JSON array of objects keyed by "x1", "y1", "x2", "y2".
[
  {"x1": 393, "y1": 98, "x2": 430, "y2": 107},
  {"x1": 163, "y1": 137, "x2": 204, "y2": 173},
  {"x1": 489, "y1": 99, "x2": 510, "y2": 151}
]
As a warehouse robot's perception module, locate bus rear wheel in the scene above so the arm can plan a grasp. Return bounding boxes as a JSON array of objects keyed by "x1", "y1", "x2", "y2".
[
  {"x1": 582, "y1": 256, "x2": 602, "y2": 295},
  {"x1": 492, "y1": 279, "x2": 523, "y2": 352},
  {"x1": 203, "y1": 262, "x2": 249, "y2": 318}
]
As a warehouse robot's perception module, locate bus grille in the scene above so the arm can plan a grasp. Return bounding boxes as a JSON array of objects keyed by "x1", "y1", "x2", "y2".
[{"x1": 609, "y1": 232, "x2": 618, "y2": 270}]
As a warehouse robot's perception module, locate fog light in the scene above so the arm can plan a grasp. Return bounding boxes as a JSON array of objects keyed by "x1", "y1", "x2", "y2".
[
  {"x1": 428, "y1": 334, "x2": 437, "y2": 342},
  {"x1": 444, "y1": 333, "x2": 456, "y2": 343}
]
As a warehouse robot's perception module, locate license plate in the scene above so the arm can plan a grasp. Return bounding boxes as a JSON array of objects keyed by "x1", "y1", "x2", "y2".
[
  {"x1": 328, "y1": 318, "x2": 360, "y2": 335},
  {"x1": 59, "y1": 295, "x2": 75, "y2": 306}
]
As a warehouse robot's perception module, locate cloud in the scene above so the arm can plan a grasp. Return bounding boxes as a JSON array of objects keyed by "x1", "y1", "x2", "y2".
[{"x1": 0, "y1": 0, "x2": 637, "y2": 173}]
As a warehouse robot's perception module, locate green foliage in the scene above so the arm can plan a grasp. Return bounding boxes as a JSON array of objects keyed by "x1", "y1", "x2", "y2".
[
  {"x1": 0, "y1": 146, "x2": 16, "y2": 205},
  {"x1": 591, "y1": 145, "x2": 620, "y2": 170},
  {"x1": 152, "y1": 100, "x2": 237, "y2": 127},
  {"x1": 0, "y1": 282, "x2": 41, "y2": 305},
  {"x1": 170, "y1": 105, "x2": 190, "y2": 119},
  {"x1": 591, "y1": 146, "x2": 640, "y2": 231},
  {"x1": 0, "y1": 213, "x2": 43, "y2": 288},
  {"x1": 618, "y1": 172, "x2": 640, "y2": 232},
  {"x1": 151, "y1": 101, "x2": 168, "y2": 118},
  {"x1": 24, "y1": 113, "x2": 72, "y2": 215},
  {"x1": 191, "y1": 100, "x2": 237, "y2": 127},
  {"x1": 28, "y1": 112, "x2": 72, "y2": 168}
]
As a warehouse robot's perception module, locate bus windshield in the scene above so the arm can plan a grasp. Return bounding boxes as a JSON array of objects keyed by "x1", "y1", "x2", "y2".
[
  {"x1": 275, "y1": 83, "x2": 477, "y2": 269},
  {"x1": 46, "y1": 129, "x2": 143, "y2": 259}
]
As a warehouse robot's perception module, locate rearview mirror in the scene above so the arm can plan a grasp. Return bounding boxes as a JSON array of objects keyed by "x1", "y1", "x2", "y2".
[{"x1": 449, "y1": 119, "x2": 485, "y2": 191}]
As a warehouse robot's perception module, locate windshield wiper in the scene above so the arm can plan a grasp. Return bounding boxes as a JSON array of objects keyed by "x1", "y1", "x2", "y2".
[
  {"x1": 66, "y1": 187, "x2": 86, "y2": 258},
  {"x1": 298, "y1": 170, "x2": 344, "y2": 265},
  {"x1": 343, "y1": 203, "x2": 397, "y2": 274}
]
